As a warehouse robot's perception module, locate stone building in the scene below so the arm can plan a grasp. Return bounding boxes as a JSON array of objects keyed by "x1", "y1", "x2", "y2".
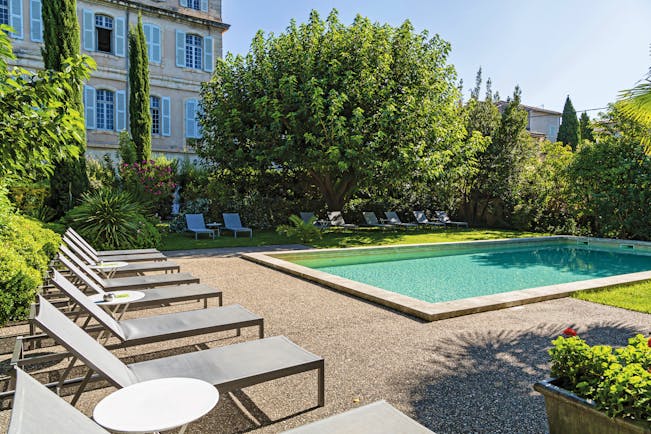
[{"x1": 2, "y1": 0, "x2": 229, "y2": 159}]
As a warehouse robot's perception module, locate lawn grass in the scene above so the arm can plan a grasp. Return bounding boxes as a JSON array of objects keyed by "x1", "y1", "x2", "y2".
[
  {"x1": 573, "y1": 280, "x2": 651, "y2": 314},
  {"x1": 160, "y1": 227, "x2": 543, "y2": 251}
]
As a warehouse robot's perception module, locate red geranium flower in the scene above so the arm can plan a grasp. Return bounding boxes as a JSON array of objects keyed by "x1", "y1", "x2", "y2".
[{"x1": 562, "y1": 328, "x2": 577, "y2": 337}]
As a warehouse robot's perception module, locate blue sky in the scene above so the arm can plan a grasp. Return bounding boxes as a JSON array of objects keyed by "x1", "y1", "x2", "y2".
[{"x1": 221, "y1": 0, "x2": 651, "y2": 116}]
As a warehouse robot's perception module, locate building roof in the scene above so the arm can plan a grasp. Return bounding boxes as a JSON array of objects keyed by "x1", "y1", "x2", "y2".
[{"x1": 496, "y1": 101, "x2": 561, "y2": 116}]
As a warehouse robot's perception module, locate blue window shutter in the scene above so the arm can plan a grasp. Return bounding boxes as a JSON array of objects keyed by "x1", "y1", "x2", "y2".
[
  {"x1": 175, "y1": 30, "x2": 186, "y2": 67},
  {"x1": 82, "y1": 10, "x2": 94, "y2": 51},
  {"x1": 185, "y1": 99, "x2": 196, "y2": 138},
  {"x1": 84, "y1": 85, "x2": 96, "y2": 130},
  {"x1": 203, "y1": 36, "x2": 213, "y2": 72},
  {"x1": 143, "y1": 23, "x2": 151, "y2": 58},
  {"x1": 9, "y1": 0, "x2": 23, "y2": 39},
  {"x1": 200, "y1": 0, "x2": 208, "y2": 12},
  {"x1": 29, "y1": 0, "x2": 42, "y2": 42},
  {"x1": 179, "y1": 0, "x2": 188, "y2": 7},
  {"x1": 114, "y1": 17, "x2": 125, "y2": 57},
  {"x1": 148, "y1": 24, "x2": 161, "y2": 63},
  {"x1": 116, "y1": 90, "x2": 126, "y2": 131},
  {"x1": 161, "y1": 97, "x2": 171, "y2": 136}
]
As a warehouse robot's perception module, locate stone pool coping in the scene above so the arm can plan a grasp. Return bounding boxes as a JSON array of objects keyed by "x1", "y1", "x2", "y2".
[{"x1": 242, "y1": 236, "x2": 651, "y2": 321}]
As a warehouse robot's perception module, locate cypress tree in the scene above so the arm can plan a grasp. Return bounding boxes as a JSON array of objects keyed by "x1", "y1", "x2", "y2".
[
  {"x1": 579, "y1": 112, "x2": 594, "y2": 142},
  {"x1": 42, "y1": 0, "x2": 90, "y2": 216},
  {"x1": 129, "y1": 14, "x2": 151, "y2": 162},
  {"x1": 557, "y1": 96, "x2": 581, "y2": 150}
]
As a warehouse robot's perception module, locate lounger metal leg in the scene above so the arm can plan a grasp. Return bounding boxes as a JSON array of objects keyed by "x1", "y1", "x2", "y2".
[
  {"x1": 317, "y1": 363, "x2": 325, "y2": 407},
  {"x1": 259, "y1": 322, "x2": 264, "y2": 339},
  {"x1": 70, "y1": 368, "x2": 94, "y2": 406},
  {"x1": 218, "y1": 293, "x2": 222, "y2": 307},
  {"x1": 57, "y1": 356, "x2": 78, "y2": 395}
]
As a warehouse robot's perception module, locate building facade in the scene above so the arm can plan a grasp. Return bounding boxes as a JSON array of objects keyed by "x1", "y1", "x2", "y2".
[
  {"x1": 2, "y1": 0, "x2": 229, "y2": 159},
  {"x1": 497, "y1": 101, "x2": 561, "y2": 142}
]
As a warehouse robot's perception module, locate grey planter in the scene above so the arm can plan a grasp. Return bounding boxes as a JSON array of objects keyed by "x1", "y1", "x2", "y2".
[{"x1": 534, "y1": 378, "x2": 651, "y2": 434}]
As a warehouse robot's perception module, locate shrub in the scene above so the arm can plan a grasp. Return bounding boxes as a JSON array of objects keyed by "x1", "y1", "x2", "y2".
[
  {"x1": 63, "y1": 189, "x2": 160, "y2": 250},
  {"x1": 119, "y1": 158, "x2": 177, "y2": 218},
  {"x1": 549, "y1": 331, "x2": 651, "y2": 423},
  {"x1": 168, "y1": 198, "x2": 212, "y2": 233},
  {"x1": 0, "y1": 192, "x2": 60, "y2": 324},
  {"x1": 276, "y1": 215, "x2": 322, "y2": 243},
  {"x1": 86, "y1": 154, "x2": 117, "y2": 192}
]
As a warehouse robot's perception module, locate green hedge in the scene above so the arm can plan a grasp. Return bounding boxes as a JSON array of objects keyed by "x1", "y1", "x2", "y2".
[{"x1": 0, "y1": 196, "x2": 60, "y2": 324}]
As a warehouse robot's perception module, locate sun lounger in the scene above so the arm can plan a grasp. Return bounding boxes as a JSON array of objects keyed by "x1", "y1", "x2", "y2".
[
  {"x1": 59, "y1": 246, "x2": 199, "y2": 291},
  {"x1": 57, "y1": 252, "x2": 222, "y2": 308},
  {"x1": 362, "y1": 212, "x2": 394, "y2": 228},
  {"x1": 67, "y1": 227, "x2": 160, "y2": 255},
  {"x1": 327, "y1": 211, "x2": 357, "y2": 228},
  {"x1": 63, "y1": 232, "x2": 167, "y2": 263},
  {"x1": 62, "y1": 237, "x2": 181, "y2": 276},
  {"x1": 185, "y1": 213, "x2": 216, "y2": 239},
  {"x1": 8, "y1": 368, "x2": 110, "y2": 434},
  {"x1": 33, "y1": 297, "x2": 325, "y2": 408},
  {"x1": 281, "y1": 400, "x2": 435, "y2": 433},
  {"x1": 435, "y1": 211, "x2": 469, "y2": 228},
  {"x1": 50, "y1": 272, "x2": 263, "y2": 347},
  {"x1": 384, "y1": 211, "x2": 418, "y2": 228},
  {"x1": 300, "y1": 212, "x2": 330, "y2": 229},
  {"x1": 222, "y1": 213, "x2": 253, "y2": 238},
  {"x1": 412, "y1": 211, "x2": 445, "y2": 228}
]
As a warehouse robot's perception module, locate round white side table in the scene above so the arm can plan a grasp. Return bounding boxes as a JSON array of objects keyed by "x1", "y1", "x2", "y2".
[{"x1": 93, "y1": 377, "x2": 219, "y2": 434}]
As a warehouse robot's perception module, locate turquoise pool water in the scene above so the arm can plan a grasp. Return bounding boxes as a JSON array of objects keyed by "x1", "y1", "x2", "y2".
[{"x1": 284, "y1": 242, "x2": 651, "y2": 303}]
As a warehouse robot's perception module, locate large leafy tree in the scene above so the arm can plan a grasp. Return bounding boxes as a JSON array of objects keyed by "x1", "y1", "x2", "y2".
[
  {"x1": 557, "y1": 96, "x2": 580, "y2": 150},
  {"x1": 197, "y1": 10, "x2": 467, "y2": 210},
  {"x1": 42, "y1": 0, "x2": 90, "y2": 216},
  {"x1": 0, "y1": 26, "x2": 93, "y2": 181},
  {"x1": 128, "y1": 14, "x2": 151, "y2": 161}
]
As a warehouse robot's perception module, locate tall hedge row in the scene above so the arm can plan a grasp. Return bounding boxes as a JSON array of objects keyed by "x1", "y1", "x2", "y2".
[{"x1": 0, "y1": 194, "x2": 60, "y2": 324}]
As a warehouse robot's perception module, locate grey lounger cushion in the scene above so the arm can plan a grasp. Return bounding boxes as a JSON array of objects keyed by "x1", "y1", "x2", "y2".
[
  {"x1": 282, "y1": 400, "x2": 435, "y2": 434},
  {"x1": 384, "y1": 211, "x2": 418, "y2": 227},
  {"x1": 59, "y1": 247, "x2": 198, "y2": 290},
  {"x1": 34, "y1": 297, "x2": 325, "y2": 406},
  {"x1": 66, "y1": 227, "x2": 160, "y2": 255},
  {"x1": 51, "y1": 271, "x2": 262, "y2": 346},
  {"x1": 9, "y1": 368, "x2": 109, "y2": 434},
  {"x1": 56, "y1": 254, "x2": 222, "y2": 307}
]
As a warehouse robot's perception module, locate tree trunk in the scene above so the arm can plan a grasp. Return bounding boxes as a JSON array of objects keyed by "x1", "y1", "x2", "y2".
[{"x1": 309, "y1": 171, "x2": 357, "y2": 210}]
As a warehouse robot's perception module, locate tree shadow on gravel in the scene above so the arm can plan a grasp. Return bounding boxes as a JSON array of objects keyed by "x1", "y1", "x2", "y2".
[{"x1": 404, "y1": 321, "x2": 642, "y2": 434}]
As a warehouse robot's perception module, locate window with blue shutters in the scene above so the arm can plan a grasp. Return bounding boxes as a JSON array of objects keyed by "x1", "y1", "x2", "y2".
[
  {"x1": 150, "y1": 96, "x2": 161, "y2": 135},
  {"x1": 96, "y1": 89, "x2": 115, "y2": 130},
  {"x1": 185, "y1": 34, "x2": 202, "y2": 70}
]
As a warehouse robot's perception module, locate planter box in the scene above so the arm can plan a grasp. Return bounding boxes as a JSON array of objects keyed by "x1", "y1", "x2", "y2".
[{"x1": 534, "y1": 378, "x2": 651, "y2": 434}]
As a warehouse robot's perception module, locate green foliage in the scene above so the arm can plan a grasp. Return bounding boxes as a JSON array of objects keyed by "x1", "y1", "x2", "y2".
[
  {"x1": 557, "y1": 96, "x2": 581, "y2": 150},
  {"x1": 0, "y1": 26, "x2": 94, "y2": 182},
  {"x1": 567, "y1": 135, "x2": 651, "y2": 240},
  {"x1": 198, "y1": 9, "x2": 467, "y2": 210},
  {"x1": 579, "y1": 112, "x2": 594, "y2": 142},
  {"x1": 8, "y1": 182, "x2": 51, "y2": 219},
  {"x1": 63, "y1": 189, "x2": 161, "y2": 250},
  {"x1": 549, "y1": 334, "x2": 651, "y2": 422},
  {"x1": 128, "y1": 14, "x2": 151, "y2": 161},
  {"x1": 0, "y1": 191, "x2": 60, "y2": 324},
  {"x1": 119, "y1": 158, "x2": 177, "y2": 218},
  {"x1": 118, "y1": 130, "x2": 137, "y2": 165},
  {"x1": 276, "y1": 215, "x2": 322, "y2": 242},
  {"x1": 86, "y1": 154, "x2": 117, "y2": 192}
]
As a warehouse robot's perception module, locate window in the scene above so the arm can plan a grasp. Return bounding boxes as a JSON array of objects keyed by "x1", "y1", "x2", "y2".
[
  {"x1": 0, "y1": 0, "x2": 8, "y2": 25},
  {"x1": 180, "y1": 0, "x2": 207, "y2": 11},
  {"x1": 150, "y1": 96, "x2": 161, "y2": 135},
  {"x1": 187, "y1": 0, "x2": 200, "y2": 10},
  {"x1": 185, "y1": 34, "x2": 202, "y2": 70},
  {"x1": 96, "y1": 89, "x2": 114, "y2": 130},
  {"x1": 95, "y1": 14, "x2": 113, "y2": 53}
]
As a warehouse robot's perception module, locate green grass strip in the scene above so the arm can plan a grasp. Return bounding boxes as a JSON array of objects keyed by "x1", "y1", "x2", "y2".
[{"x1": 573, "y1": 280, "x2": 651, "y2": 314}]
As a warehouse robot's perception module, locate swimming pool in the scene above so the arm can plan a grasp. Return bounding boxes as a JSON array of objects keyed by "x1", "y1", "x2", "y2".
[{"x1": 243, "y1": 236, "x2": 651, "y2": 321}]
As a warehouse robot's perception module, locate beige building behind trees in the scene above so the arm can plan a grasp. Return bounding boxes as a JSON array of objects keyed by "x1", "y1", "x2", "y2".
[{"x1": 2, "y1": 0, "x2": 229, "y2": 160}]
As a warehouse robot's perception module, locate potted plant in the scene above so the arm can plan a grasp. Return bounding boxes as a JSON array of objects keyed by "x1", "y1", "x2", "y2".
[{"x1": 534, "y1": 328, "x2": 651, "y2": 434}]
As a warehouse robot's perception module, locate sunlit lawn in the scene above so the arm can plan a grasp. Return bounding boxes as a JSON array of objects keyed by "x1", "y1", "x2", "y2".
[
  {"x1": 573, "y1": 281, "x2": 651, "y2": 314},
  {"x1": 160, "y1": 226, "x2": 544, "y2": 251}
]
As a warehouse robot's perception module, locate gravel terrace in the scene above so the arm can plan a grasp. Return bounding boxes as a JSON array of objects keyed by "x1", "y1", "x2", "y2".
[{"x1": 0, "y1": 246, "x2": 648, "y2": 433}]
